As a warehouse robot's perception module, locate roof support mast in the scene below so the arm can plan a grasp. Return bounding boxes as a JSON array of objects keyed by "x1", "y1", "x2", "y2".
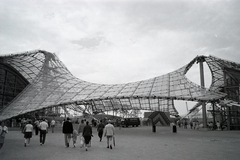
[{"x1": 198, "y1": 56, "x2": 207, "y2": 128}]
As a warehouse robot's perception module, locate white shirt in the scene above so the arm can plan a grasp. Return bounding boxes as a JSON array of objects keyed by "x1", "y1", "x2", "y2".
[
  {"x1": 39, "y1": 121, "x2": 48, "y2": 130},
  {"x1": 51, "y1": 120, "x2": 56, "y2": 126},
  {"x1": 24, "y1": 124, "x2": 33, "y2": 132},
  {"x1": 104, "y1": 123, "x2": 115, "y2": 136}
]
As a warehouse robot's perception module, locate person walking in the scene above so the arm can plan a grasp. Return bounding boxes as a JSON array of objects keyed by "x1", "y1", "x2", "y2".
[
  {"x1": 82, "y1": 121, "x2": 92, "y2": 151},
  {"x1": 0, "y1": 121, "x2": 8, "y2": 154},
  {"x1": 34, "y1": 119, "x2": 40, "y2": 135},
  {"x1": 72, "y1": 129, "x2": 78, "y2": 147},
  {"x1": 104, "y1": 120, "x2": 115, "y2": 149},
  {"x1": 78, "y1": 119, "x2": 85, "y2": 147},
  {"x1": 50, "y1": 119, "x2": 56, "y2": 133},
  {"x1": 120, "y1": 118, "x2": 124, "y2": 130},
  {"x1": 97, "y1": 120, "x2": 105, "y2": 142},
  {"x1": 39, "y1": 119, "x2": 49, "y2": 145},
  {"x1": 62, "y1": 117, "x2": 73, "y2": 148},
  {"x1": 184, "y1": 120, "x2": 188, "y2": 129},
  {"x1": 23, "y1": 120, "x2": 33, "y2": 147},
  {"x1": 193, "y1": 121, "x2": 196, "y2": 129},
  {"x1": 216, "y1": 121, "x2": 220, "y2": 131},
  {"x1": 61, "y1": 119, "x2": 65, "y2": 128},
  {"x1": 190, "y1": 121, "x2": 193, "y2": 129},
  {"x1": 20, "y1": 118, "x2": 26, "y2": 133},
  {"x1": 195, "y1": 121, "x2": 199, "y2": 130}
]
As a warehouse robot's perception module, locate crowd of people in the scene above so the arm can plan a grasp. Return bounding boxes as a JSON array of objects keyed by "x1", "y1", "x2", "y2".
[
  {"x1": 177, "y1": 120, "x2": 200, "y2": 129},
  {"x1": 0, "y1": 117, "x2": 115, "y2": 153},
  {"x1": 62, "y1": 117, "x2": 115, "y2": 151},
  {"x1": 177, "y1": 119, "x2": 224, "y2": 131}
]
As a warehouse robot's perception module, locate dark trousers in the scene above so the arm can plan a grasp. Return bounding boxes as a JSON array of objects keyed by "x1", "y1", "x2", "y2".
[
  {"x1": 51, "y1": 125, "x2": 55, "y2": 133},
  {"x1": 40, "y1": 130, "x2": 47, "y2": 144},
  {"x1": 35, "y1": 127, "x2": 39, "y2": 135},
  {"x1": 98, "y1": 131, "x2": 103, "y2": 139},
  {"x1": 84, "y1": 136, "x2": 91, "y2": 145}
]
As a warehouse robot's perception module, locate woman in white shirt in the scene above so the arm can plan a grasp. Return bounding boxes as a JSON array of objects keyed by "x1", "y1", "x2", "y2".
[{"x1": 23, "y1": 121, "x2": 33, "y2": 147}]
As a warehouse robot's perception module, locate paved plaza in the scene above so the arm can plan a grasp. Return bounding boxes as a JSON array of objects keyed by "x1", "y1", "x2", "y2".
[{"x1": 1, "y1": 125, "x2": 240, "y2": 160}]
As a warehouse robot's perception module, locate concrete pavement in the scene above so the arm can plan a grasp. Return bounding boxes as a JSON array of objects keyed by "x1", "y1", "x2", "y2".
[{"x1": 1, "y1": 125, "x2": 240, "y2": 160}]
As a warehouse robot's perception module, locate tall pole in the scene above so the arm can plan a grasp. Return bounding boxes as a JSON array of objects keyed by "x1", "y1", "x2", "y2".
[
  {"x1": 199, "y1": 57, "x2": 207, "y2": 128},
  {"x1": 186, "y1": 102, "x2": 189, "y2": 119}
]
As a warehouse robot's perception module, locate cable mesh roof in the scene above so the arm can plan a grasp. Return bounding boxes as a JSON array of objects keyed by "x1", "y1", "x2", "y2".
[{"x1": 0, "y1": 50, "x2": 231, "y2": 120}]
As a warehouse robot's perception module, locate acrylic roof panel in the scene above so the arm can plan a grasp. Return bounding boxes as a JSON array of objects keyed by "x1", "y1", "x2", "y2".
[
  {"x1": 205, "y1": 55, "x2": 240, "y2": 92},
  {"x1": 3, "y1": 52, "x2": 45, "y2": 83},
  {"x1": 0, "y1": 50, "x2": 234, "y2": 120}
]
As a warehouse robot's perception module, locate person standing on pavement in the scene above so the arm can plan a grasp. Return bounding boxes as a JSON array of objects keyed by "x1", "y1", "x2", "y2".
[
  {"x1": 82, "y1": 121, "x2": 92, "y2": 151},
  {"x1": 39, "y1": 119, "x2": 49, "y2": 145},
  {"x1": 97, "y1": 120, "x2": 105, "y2": 142},
  {"x1": 0, "y1": 121, "x2": 8, "y2": 153},
  {"x1": 23, "y1": 120, "x2": 33, "y2": 147},
  {"x1": 62, "y1": 117, "x2": 73, "y2": 147},
  {"x1": 50, "y1": 118, "x2": 56, "y2": 133},
  {"x1": 104, "y1": 120, "x2": 115, "y2": 149}
]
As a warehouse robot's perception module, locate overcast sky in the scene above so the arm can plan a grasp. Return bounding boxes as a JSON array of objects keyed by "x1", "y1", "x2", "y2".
[{"x1": 1, "y1": 0, "x2": 240, "y2": 115}]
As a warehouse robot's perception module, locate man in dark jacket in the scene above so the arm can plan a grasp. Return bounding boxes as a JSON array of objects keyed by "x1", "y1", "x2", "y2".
[
  {"x1": 62, "y1": 117, "x2": 73, "y2": 147},
  {"x1": 97, "y1": 120, "x2": 105, "y2": 142}
]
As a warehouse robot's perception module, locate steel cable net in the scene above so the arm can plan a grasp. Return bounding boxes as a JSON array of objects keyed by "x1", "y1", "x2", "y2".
[
  {"x1": 206, "y1": 55, "x2": 240, "y2": 92},
  {"x1": 180, "y1": 55, "x2": 240, "y2": 118},
  {"x1": 0, "y1": 50, "x2": 229, "y2": 120}
]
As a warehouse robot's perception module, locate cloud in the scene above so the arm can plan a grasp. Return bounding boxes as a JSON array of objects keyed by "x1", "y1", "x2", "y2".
[{"x1": 1, "y1": 0, "x2": 240, "y2": 115}]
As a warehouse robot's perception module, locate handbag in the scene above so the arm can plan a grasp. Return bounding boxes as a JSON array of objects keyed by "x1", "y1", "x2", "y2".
[{"x1": 113, "y1": 136, "x2": 115, "y2": 146}]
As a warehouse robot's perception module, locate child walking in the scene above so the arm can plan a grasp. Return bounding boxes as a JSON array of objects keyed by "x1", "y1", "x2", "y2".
[{"x1": 72, "y1": 129, "x2": 78, "y2": 147}]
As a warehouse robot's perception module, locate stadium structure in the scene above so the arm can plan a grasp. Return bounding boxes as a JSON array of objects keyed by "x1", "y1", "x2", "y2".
[{"x1": 0, "y1": 50, "x2": 239, "y2": 129}]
